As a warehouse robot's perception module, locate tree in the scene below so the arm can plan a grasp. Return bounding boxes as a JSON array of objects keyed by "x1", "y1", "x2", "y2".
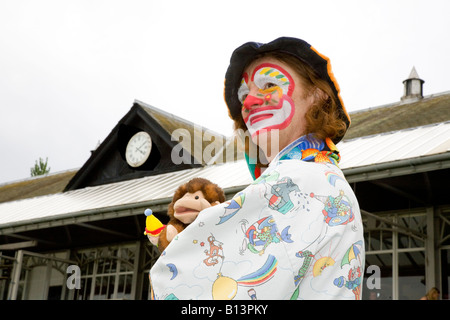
[{"x1": 30, "y1": 157, "x2": 51, "y2": 177}]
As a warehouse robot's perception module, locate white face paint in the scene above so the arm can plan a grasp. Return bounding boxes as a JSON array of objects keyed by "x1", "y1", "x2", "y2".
[{"x1": 239, "y1": 63, "x2": 296, "y2": 138}]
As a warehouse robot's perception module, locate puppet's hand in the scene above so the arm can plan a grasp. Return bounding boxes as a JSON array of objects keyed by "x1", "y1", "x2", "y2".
[
  {"x1": 166, "y1": 224, "x2": 179, "y2": 242},
  {"x1": 147, "y1": 234, "x2": 160, "y2": 246}
]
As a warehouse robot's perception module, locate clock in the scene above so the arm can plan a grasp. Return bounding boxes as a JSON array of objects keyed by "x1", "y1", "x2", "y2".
[{"x1": 125, "y1": 131, "x2": 152, "y2": 167}]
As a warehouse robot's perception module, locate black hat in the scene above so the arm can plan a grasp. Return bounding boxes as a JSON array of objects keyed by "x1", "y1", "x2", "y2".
[{"x1": 224, "y1": 36, "x2": 350, "y2": 143}]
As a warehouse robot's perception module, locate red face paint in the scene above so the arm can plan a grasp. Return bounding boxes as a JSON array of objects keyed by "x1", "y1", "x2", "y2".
[{"x1": 239, "y1": 63, "x2": 296, "y2": 137}]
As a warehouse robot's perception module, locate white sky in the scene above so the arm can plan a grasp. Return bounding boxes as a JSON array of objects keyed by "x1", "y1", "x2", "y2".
[{"x1": 1, "y1": 0, "x2": 449, "y2": 184}]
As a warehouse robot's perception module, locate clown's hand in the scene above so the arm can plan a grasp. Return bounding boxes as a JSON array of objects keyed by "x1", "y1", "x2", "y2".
[{"x1": 165, "y1": 224, "x2": 179, "y2": 243}]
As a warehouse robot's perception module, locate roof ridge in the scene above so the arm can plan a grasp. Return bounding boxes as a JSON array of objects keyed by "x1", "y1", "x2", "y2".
[
  {"x1": 349, "y1": 90, "x2": 450, "y2": 115},
  {"x1": 0, "y1": 168, "x2": 79, "y2": 188},
  {"x1": 341, "y1": 120, "x2": 450, "y2": 143},
  {"x1": 134, "y1": 99, "x2": 226, "y2": 138}
]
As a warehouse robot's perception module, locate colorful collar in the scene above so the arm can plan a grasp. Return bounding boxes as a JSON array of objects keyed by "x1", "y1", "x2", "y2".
[
  {"x1": 276, "y1": 134, "x2": 340, "y2": 165},
  {"x1": 245, "y1": 135, "x2": 341, "y2": 180}
]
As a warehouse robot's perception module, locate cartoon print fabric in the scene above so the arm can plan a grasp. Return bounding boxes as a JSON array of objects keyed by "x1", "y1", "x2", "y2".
[{"x1": 149, "y1": 135, "x2": 364, "y2": 300}]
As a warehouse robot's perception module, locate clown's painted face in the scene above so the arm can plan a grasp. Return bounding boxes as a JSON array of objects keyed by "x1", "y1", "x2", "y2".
[
  {"x1": 239, "y1": 62, "x2": 294, "y2": 137},
  {"x1": 239, "y1": 57, "x2": 312, "y2": 158}
]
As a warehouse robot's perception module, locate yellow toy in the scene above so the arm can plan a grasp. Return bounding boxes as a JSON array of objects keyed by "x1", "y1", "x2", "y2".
[{"x1": 144, "y1": 209, "x2": 166, "y2": 246}]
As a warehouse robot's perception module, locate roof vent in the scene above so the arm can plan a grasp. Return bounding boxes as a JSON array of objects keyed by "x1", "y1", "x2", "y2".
[{"x1": 401, "y1": 66, "x2": 424, "y2": 102}]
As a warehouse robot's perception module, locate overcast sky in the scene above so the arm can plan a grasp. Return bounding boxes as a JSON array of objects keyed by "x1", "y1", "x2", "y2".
[{"x1": 1, "y1": 0, "x2": 449, "y2": 184}]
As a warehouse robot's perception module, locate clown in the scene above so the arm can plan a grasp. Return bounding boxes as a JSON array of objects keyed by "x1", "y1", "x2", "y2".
[
  {"x1": 150, "y1": 37, "x2": 365, "y2": 300},
  {"x1": 239, "y1": 62, "x2": 297, "y2": 139}
]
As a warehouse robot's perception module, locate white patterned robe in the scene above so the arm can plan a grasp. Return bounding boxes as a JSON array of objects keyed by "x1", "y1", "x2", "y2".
[{"x1": 149, "y1": 136, "x2": 365, "y2": 300}]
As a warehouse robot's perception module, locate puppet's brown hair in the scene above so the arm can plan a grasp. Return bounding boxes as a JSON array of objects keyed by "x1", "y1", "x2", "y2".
[{"x1": 168, "y1": 178, "x2": 225, "y2": 218}]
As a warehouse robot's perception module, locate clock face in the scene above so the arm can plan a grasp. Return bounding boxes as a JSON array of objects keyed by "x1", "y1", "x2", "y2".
[{"x1": 125, "y1": 131, "x2": 152, "y2": 167}]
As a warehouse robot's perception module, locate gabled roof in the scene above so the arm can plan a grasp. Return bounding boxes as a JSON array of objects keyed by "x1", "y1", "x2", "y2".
[
  {"x1": 137, "y1": 100, "x2": 233, "y2": 165},
  {"x1": 64, "y1": 100, "x2": 230, "y2": 191},
  {"x1": 344, "y1": 91, "x2": 450, "y2": 140},
  {"x1": 0, "y1": 100, "x2": 244, "y2": 202}
]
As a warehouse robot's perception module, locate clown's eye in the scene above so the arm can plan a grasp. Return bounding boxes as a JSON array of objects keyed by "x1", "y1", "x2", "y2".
[
  {"x1": 238, "y1": 86, "x2": 249, "y2": 104},
  {"x1": 195, "y1": 196, "x2": 199, "y2": 200},
  {"x1": 263, "y1": 82, "x2": 277, "y2": 90}
]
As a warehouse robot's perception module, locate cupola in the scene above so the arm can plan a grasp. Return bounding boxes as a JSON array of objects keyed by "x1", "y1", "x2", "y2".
[{"x1": 401, "y1": 66, "x2": 424, "y2": 102}]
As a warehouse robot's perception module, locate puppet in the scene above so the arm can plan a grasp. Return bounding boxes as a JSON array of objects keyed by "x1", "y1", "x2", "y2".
[{"x1": 144, "y1": 177, "x2": 225, "y2": 252}]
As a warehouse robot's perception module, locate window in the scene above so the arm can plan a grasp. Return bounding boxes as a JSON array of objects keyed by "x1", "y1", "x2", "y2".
[
  {"x1": 73, "y1": 244, "x2": 136, "y2": 300},
  {"x1": 362, "y1": 212, "x2": 427, "y2": 300}
]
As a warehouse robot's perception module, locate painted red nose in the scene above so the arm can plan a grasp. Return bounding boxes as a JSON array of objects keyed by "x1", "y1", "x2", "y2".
[{"x1": 243, "y1": 95, "x2": 264, "y2": 109}]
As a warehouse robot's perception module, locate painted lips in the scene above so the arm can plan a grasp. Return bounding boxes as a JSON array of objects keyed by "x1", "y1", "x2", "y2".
[
  {"x1": 244, "y1": 97, "x2": 295, "y2": 138},
  {"x1": 249, "y1": 112, "x2": 274, "y2": 125}
]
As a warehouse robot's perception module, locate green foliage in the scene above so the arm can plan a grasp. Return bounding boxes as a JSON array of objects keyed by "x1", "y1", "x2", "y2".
[{"x1": 30, "y1": 157, "x2": 51, "y2": 177}]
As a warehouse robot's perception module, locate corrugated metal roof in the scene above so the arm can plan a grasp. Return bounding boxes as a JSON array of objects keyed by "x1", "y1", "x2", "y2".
[
  {"x1": 1, "y1": 122, "x2": 449, "y2": 232},
  {"x1": 0, "y1": 161, "x2": 253, "y2": 231},
  {"x1": 338, "y1": 121, "x2": 450, "y2": 169}
]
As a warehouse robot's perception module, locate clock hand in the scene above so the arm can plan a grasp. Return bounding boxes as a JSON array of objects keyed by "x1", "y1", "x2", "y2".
[
  {"x1": 136, "y1": 141, "x2": 148, "y2": 153},
  {"x1": 135, "y1": 147, "x2": 145, "y2": 155}
]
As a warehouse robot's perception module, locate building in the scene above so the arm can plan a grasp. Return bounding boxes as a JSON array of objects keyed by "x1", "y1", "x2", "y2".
[
  {"x1": 0, "y1": 68, "x2": 449, "y2": 300},
  {"x1": 341, "y1": 69, "x2": 450, "y2": 300}
]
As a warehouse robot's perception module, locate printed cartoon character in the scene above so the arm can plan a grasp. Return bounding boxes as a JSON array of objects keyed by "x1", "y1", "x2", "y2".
[
  {"x1": 333, "y1": 266, "x2": 362, "y2": 300},
  {"x1": 266, "y1": 177, "x2": 301, "y2": 214},
  {"x1": 240, "y1": 216, "x2": 293, "y2": 255},
  {"x1": 289, "y1": 250, "x2": 316, "y2": 299},
  {"x1": 310, "y1": 190, "x2": 354, "y2": 226},
  {"x1": 203, "y1": 235, "x2": 224, "y2": 266},
  {"x1": 144, "y1": 177, "x2": 225, "y2": 252},
  {"x1": 294, "y1": 250, "x2": 315, "y2": 286}
]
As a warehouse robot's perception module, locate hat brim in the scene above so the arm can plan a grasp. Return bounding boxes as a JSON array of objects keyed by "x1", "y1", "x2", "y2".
[{"x1": 224, "y1": 37, "x2": 350, "y2": 143}]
